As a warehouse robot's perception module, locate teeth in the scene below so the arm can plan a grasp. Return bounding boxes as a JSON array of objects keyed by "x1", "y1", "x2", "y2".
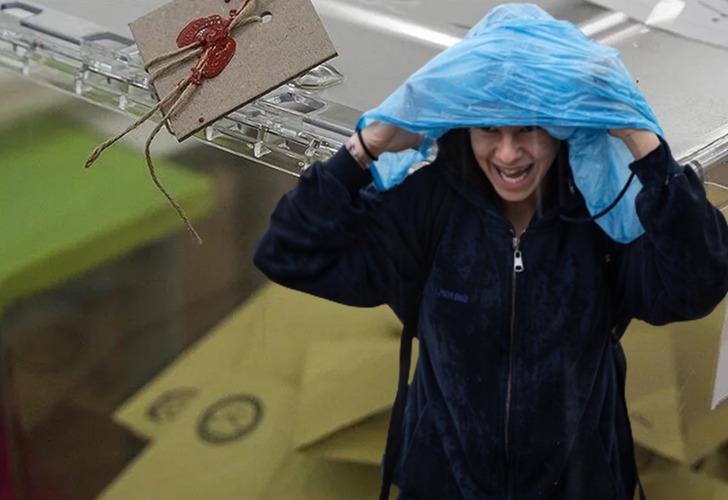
[
  {"x1": 508, "y1": 168, "x2": 527, "y2": 176},
  {"x1": 496, "y1": 164, "x2": 532, "y2": 184}
]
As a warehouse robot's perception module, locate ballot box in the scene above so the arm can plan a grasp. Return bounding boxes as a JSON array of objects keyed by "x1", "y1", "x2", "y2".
[{"x1": 2, "y1": 1, "x2": 728, "y2": 499}]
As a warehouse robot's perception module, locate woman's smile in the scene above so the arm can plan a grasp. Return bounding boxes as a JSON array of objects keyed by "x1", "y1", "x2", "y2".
[{"x1": 490, "y1": 161, "x2": 535, "y2": 189}]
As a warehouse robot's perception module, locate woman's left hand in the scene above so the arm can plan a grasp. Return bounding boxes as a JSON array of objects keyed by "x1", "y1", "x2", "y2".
[{"x1": 608, "y1": 128, "x2": 661, "y2": 161}]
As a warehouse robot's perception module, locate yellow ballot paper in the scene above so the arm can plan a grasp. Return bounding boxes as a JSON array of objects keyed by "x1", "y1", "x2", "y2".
[
  {"x1": 292, "y1": 339, "x2": 418, "y2": 465},
  {"x1": 621, "y1": 193, "x2": 728, "y2": 464},
  {"x1": 700, "y1": 445, "x2": 728, "y2": 484},
  {"x1": 303, "y1": 411, "x2": 391, "y2": 466},
  {"x1": 623, "y1": 194, "x2": 728, "y2": 464},
  {"x1": 637, "y1": 456, "x2": 728, "y2": 499},
  {"x1": 106, "y1": 285, "x2": 405, "y2": 499},
  {"x1": 623, "y1": 298, "x2": 728, "y2": 463},
  {"x1": 101, "y1": 372, "x2": 295, "y2": 499},
  {"x1": 114, "y1": 283, "x2": 401, "y2": 439},
  {"x1": 261, "y1": 452, "x2": 381, "y2": 499}
]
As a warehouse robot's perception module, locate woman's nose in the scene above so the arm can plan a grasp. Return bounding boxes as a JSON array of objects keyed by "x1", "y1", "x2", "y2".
[{"x1": 494, "y1": 136, "x2": 522, "y2": 165}]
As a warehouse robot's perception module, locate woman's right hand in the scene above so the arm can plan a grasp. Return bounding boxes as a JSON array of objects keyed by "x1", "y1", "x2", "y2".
[{"x1": 353, "y1": 122, "x2": 424, "y2": 162}]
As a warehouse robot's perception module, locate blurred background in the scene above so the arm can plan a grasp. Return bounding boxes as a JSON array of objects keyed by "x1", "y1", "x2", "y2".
[{"x1": 0, "y1": 71, "x2": 307, "y2": 499}]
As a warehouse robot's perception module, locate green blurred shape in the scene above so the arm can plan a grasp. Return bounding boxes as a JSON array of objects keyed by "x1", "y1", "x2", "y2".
[{"x1": 0, "y1": 115, "x2": 213, "y2": 312}]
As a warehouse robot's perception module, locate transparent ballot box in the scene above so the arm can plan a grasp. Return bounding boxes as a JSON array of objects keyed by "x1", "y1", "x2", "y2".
[{"x1": 2, "y1": 0, "x2": 728, "y2": 499}]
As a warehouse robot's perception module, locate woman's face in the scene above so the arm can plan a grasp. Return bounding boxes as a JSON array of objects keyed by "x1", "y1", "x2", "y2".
[{"x1": 469, "y1": 126, "x2": 559, "y2": 204}]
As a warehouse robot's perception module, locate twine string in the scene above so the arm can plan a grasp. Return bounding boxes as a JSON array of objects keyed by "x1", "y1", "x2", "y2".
[
  {"x1": 144, "y1": 71, "x2": 203, "y2": 244},
  {"x1": 230, "y1": 14, "x2": 263, "y2": 32},
  {"x1": 84, "y1": 84, "x2": 185, "y2": 168},
  {"x1": 149, "y1": 47, "x2": 204, "y2": 83},
  {"x1": 144, "y1": 43, "x2": 201, "y2": 72},
  {"x1": 229, "y1": 0, "x2": 257, "y2": 30},
  {"x1": 85, "y1": 0, "x2": 262, "y2": 243}
]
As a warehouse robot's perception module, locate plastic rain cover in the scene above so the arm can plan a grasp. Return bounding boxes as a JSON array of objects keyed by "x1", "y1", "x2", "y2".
[{"x1": 358, "y1": 3, "x2": 664, "y2": 243}]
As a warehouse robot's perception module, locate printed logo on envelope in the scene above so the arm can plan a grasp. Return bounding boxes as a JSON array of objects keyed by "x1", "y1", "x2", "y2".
[
  {"x1": 146, "y1": 387, "x2": 200, "y2": 423},
  {"x1": 196, "y1": 394, "x2": 263, "y2": 444}
]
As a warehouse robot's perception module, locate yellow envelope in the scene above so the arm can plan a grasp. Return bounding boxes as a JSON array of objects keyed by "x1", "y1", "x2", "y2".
[
  {"x1": 101, "y1": 371, "x2": 295, "y2": 500},
  {"x1": 623, "y1": 300, "x2": 728, "y2": 463},
  {"x1": 698, "y1": 445, "x2": 728, "y2": 484},
  {"x1": 292, "y1": 339, "x2": 416, "y2": 465},
  {"x1": 261, "y1": 451, "x2": 382, "y2": 500},
  {"x1": 104, "y1": 368, "x2": 389, "y2": 499},
  {"x1": 303, "y1": 411, "x2": 391, "y2": 466},
  {"x1": 114, "y1": 283, "x2": 401, "y2": 439},
  {"x1": 634, "y1": 449, "x2": 728, "y2": 500}
]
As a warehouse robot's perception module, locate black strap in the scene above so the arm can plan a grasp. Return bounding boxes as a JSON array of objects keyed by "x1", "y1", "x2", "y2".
[
  {"x1": 612, "y1": 337, "x2": 647, "y2": 500},
  {"x1": 379, "y1": 322, "x2": 416, "y2": 500},
  {"x1": 379, "y1": 183, "x2": 455, "y2": 500},
  {"x1": 561, "y1": 171, "x2": 637, "y2": 223}
]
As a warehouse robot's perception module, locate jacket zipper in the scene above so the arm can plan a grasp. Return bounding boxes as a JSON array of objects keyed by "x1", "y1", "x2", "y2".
[{"x1": 505, "y1": 231, "x2": 524, "y2": 499}]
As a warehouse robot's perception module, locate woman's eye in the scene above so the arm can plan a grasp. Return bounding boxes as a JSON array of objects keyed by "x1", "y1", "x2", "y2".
[
  {"x1": 520, "y1": 126, "x2": 537, "y2": 133},
  {"x1": 480, "y1": 126, "x2": 497, "y2": 133}
]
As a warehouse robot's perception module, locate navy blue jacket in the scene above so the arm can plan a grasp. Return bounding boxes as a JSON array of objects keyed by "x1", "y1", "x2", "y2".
[{"x1": 254, "y1": 139, "x2": 728, "y2": 499}]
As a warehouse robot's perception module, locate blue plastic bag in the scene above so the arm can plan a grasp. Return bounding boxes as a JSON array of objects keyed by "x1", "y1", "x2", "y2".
[{"x1": 358, "y1": 3, "x2": 664, "y2": 244}]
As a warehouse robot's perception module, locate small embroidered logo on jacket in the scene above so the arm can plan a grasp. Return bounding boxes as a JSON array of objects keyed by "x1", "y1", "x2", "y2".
[{"x1": 435, "y1": 288, "x2": 470, "y2": 303}]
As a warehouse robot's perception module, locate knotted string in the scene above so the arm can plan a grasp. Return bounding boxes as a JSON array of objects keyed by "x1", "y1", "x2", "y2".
[{"x1": 85, "y1": 0, "x2": 263, "y2": 244}]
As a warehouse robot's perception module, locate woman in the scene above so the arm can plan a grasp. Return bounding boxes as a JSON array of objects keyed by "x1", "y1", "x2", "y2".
[{"x1": 254, "y1": 117, "x2": 728, "y2": 499}]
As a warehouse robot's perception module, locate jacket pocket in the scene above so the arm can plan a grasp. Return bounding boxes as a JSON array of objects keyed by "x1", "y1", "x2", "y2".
[
  {"x1": 395, "y1": 403, "x2": 462, "y2": 500},
  {"x1": 553, "y1": 430, "x2": 620, "y2": 500}
]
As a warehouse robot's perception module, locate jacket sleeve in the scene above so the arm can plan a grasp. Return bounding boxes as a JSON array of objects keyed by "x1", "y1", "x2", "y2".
[
  {"x1": 253, "y1": 146, "x2": 433, "y2": 316},
  {"x1": 614, "y1": 139, "x2": 728, "y2": 325}
]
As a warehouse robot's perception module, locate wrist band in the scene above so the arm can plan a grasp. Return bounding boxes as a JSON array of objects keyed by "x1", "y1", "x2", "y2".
[
  {"x1": 356, "y1": 128, "x2": 379, "y2": 162},
  {"x1": 345, "y1": 138, "x2": 369, "y2": 169}
]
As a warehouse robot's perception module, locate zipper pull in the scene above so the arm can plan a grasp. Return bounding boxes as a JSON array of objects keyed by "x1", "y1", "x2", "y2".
[{"x1": 512, "y1": 237, "x2": 524, "y2": 273}]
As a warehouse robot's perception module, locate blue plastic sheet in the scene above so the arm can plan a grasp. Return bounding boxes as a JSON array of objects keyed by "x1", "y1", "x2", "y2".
[{"x1": 358, "y1": 3, "x2": 664, "y2": 243}]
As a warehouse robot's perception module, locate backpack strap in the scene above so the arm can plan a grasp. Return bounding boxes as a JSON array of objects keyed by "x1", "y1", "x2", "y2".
[
  {"x1": 612, "y1": 332, "x2": 648, "y2": 500},
  {"x1": 379, "y1": 320, "x2": 417, "y2": 500},
  {"x1": 379, "y1": 182, "x2": 455, "y2": 500}
]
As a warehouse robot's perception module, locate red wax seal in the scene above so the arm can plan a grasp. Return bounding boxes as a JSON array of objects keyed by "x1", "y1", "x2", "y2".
[{"x1": 177, "y1": 14, "x2": 237, "y2": 84}]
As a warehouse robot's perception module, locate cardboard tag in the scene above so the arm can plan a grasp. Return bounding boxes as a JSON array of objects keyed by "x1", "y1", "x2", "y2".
[
  {"x1": 711, "y1": 308, "x2": 728, "y2": 409},
  {"x1": 129, "y1": 0, "x2": 337, "y2": 140}
]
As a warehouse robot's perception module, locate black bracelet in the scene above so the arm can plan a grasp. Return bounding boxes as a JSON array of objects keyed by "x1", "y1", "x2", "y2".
[{"x1": 356, "y1": 128, "x2": 379, "y2": 162}]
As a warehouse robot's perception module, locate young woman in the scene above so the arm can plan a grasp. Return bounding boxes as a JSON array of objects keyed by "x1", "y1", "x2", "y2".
[{"x1": 254, "y1": 119, "x2": 728, "y2": 500}]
